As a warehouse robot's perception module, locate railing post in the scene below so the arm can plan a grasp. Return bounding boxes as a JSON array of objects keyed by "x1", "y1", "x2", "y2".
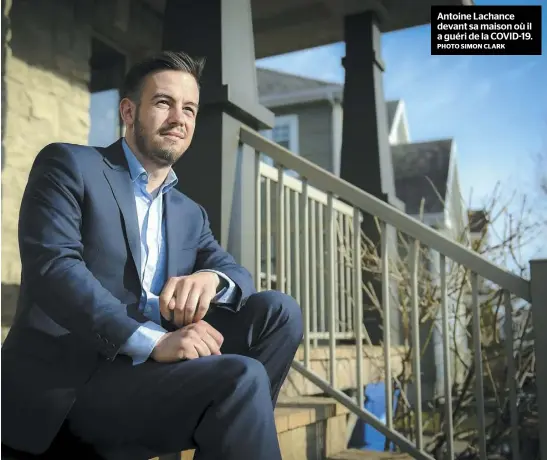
[
  {"x1": 530, "y1": 259, "x2": 547, "y2": 460},
  {"x1": 227, "y1": 142, "x2": 257, "y2": 275}
]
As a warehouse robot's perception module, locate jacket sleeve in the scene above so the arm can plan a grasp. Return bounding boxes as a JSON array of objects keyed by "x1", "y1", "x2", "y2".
[
  {"x1": 18, "y1": 143, "x2": 144, "y2": 360},
  {"x1": 193, "y1": 205, "x2": 257, "y2": 310}
]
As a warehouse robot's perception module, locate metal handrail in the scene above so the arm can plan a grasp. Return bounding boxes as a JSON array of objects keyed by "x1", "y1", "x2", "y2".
[
  {"x1": 244, "y1": 125, "x2": 534, "y2": 459},
  {"x1": 259, "y1": 162, "x2": 355, "y2": 217},
  {"x1": 240, "y1": 124, "x2": 531, "y2": 302},
  {"x1": 291, "y1": 360, "x2": 435, "y2": 460}
]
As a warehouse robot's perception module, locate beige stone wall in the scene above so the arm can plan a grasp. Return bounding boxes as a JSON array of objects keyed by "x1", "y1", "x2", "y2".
[
  {"x1": 1, "y1": 0, "x2": 163, "y2": 322},
  {"x1": 1, "y1": 0, "x2": 93, "y2": 317}
]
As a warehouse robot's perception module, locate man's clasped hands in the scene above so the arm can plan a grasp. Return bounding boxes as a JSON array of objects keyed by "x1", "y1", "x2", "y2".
[{"x1": 151, "y1": 272, "x2": 225, "y2": 363}]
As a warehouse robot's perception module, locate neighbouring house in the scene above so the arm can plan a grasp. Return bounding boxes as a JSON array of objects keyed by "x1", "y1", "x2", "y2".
[
  {"x1": 256, "y1": 66, "x2": 472, "y2": 402},
  {"x1": 256, "y1": 67, "x2": 469, "y2": 238}
]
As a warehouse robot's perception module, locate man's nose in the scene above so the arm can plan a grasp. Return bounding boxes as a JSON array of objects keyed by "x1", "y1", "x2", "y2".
[{"x1": 168, "y1": 106, "x2": 185, "y2": 125}]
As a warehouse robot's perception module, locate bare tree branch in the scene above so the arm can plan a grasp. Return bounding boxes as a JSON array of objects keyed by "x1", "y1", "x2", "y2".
[{"x1": 345, "y1": 181, "x2": 539, "y2": 459}]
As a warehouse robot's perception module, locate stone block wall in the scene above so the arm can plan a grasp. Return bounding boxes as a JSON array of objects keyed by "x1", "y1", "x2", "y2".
[
  {"x1": 1, "y1": 0, "x2": 163, "y2": 323},
  {"x1": 1, "y1": 0, "x2": 93, "y2": 319}
]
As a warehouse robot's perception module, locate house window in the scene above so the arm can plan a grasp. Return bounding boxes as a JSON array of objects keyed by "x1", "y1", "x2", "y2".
[
  {"x1": 270, "y1": 115, "x2": 299, "y2": 152},
  {"x1": 88, "y1": 89, "x2": 121, "y2": 146},
  {"x1": 260, "y1": 115, "x2": 299, "y2": 176},
  {"x1": 88, "y1": 39, "x2": 126, "y2": 147}
]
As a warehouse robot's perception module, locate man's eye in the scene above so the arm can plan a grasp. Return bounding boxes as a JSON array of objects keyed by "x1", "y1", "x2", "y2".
[
  {"x1": 157, "y1": 100, "x2": 169, "y2": 106},
  {"x1": 184, "y1": 107, "x2": 195, "y2": 115}
]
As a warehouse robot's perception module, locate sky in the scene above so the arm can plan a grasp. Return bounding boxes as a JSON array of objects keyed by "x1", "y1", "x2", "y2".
[{"x1": 257, "y1": 0, "x2": 547, "y2": 264}]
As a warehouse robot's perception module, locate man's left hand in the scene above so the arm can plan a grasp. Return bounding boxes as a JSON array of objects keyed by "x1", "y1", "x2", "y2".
[{"x1": 159, "y1": 272, "x2": 221, "y2": 327}]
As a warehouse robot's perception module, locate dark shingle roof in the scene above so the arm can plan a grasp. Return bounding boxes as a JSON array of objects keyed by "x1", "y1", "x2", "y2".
[
  {"x1": 256, "y1": 67, "x2": 337, "y2": 97},
  {"x1": 391, "y1": 139, "x2": 453, "y2": 214}
]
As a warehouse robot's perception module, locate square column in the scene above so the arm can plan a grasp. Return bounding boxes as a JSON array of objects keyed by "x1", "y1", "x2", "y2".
[
  {"x1": 163, "y1": 0, "x2": 274, "y2": 275},
  {"x1": 340, "y1": 11, "x2": 404, "y2": 345}
]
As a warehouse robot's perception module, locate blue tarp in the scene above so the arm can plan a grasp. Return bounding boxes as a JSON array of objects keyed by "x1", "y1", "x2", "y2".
[{"x1": 348, "y1": 382, "x2": 400, "y2": 451}]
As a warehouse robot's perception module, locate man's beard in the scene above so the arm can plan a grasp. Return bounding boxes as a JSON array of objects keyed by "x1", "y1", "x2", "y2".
[{"x1": 134, "y1": 114, "x2": 179, "y2": 167}]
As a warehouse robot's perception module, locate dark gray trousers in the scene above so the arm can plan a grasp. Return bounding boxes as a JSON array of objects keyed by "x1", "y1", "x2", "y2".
[{"x1": 65, "y1": 290, "x2": 303, "y2": 460}]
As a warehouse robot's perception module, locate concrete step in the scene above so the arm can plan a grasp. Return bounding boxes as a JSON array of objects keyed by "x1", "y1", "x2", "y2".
[
  {"x1": 328, "y1": 449, "x2": 414, "y2": 460},
  {"x1": 280, "y1": 345, "x2": 406, "y2": 398},
  {"x1": 276, "y1": 396, "x2": 350, "y2": 460}
]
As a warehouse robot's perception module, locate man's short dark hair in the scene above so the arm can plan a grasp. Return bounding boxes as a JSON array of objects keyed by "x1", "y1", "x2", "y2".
[{"x1": 121, "y1": 50, "x2": 206, "y2": 102}]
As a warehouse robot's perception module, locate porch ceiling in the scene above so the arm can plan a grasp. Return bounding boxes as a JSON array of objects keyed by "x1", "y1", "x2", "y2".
[{"x1": 143, "y1": 0, "x2": 473, "y2": 58}]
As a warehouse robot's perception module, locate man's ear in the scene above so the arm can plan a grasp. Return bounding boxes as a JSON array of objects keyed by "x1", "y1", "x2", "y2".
[{"x1": 119, "y1": 98, "x2": 137, "y2": 127}]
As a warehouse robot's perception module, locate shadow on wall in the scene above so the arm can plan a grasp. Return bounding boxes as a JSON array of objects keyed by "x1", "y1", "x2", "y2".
[
  {"x1": 8, "y1": 0, "x2": 92, "y2": 82},
  {"x1": 1, "y1": 0, "x2": 95, "y2": 168},
  {"x1": 2, "y1": 283, "x2": 20, "y2": 327}
]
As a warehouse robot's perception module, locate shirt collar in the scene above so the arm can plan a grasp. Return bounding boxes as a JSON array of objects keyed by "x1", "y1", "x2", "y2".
[{"x1": 121, "y1": 138, "x2": 178, "y2": 193}]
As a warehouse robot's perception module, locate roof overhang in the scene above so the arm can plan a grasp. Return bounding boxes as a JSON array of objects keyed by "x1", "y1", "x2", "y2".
[
  {"x1": 259, "y1": 84, "x2": 343, "y2": 108},
  {"x1": 142, "y1": 0, "x2": 474, "y2": 58}
]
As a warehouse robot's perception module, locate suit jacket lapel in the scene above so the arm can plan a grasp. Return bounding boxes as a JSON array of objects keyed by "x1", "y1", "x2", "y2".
[
  {"x1": 162, "y1": 192, "x2": 184, "y2": 332},
  {"x1": 102, "y1": 140, "x2": 141, "y2": 277},
  {"x1": 165, "y1": 191, "x2": 183, "y2": 279}
]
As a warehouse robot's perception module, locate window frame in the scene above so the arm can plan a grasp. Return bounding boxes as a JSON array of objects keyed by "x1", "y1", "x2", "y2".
[
  {"x1": 88, "y1": 35, "x2": 128, "y2": 147},
  {"x1": 261, "y1": 114, "x2": 299, "y2": 154}
]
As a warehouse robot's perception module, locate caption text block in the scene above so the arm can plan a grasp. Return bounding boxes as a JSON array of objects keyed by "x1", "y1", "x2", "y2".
[{"x1": 431, "y1": 5, "x2": 542, "y2": 55}]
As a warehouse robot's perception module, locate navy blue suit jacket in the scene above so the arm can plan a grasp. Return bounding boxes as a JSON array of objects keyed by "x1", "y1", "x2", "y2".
[{"x1": 1, "y1": 139, "x2": 256, "y2": 454}]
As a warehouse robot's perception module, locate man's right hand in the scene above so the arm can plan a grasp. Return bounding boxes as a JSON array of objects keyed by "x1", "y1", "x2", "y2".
[{"x1": 151, "y1": 320, "x2": 224, "y2": 363}]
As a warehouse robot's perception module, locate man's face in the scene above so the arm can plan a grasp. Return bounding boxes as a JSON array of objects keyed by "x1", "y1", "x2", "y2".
[{"x1": 130, "y1": 70, "x2": 199, "y2": 167}]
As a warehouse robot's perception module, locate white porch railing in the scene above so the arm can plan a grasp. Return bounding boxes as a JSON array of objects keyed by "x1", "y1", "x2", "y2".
[
  {"x1": 258, "y1": 161, "x2": 360, "y2": 341},
  {"x1": 240, "y1": 124, "x2": 545, "y2": 460}
]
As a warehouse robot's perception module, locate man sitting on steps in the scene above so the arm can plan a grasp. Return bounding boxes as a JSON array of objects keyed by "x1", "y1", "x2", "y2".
[{"x1": 1, "y1": 50, "x2": 303, "y2": 460}]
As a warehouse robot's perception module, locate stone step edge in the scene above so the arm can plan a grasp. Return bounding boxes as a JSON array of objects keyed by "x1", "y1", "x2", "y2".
[
  {"x1": 328, "y1": 448, "x2": 414, "y2": 460},
  {"x1": 274, "y1": 396, "x2": 350, "y2": 434},
  {"x1": 294, "y1": 344, "x2": 407, "y2": 361}
]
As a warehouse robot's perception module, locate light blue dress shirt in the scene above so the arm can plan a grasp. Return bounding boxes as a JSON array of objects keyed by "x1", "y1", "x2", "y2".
[{"x1": 119, "y1": 139, "x2": 237, "y2": 365}]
